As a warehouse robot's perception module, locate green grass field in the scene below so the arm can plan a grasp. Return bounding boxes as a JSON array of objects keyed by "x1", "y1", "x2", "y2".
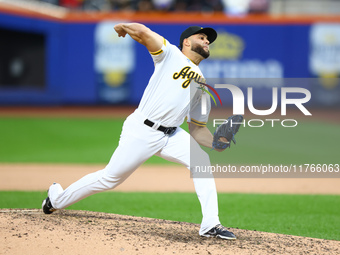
[
  {"x1": 0, "y1": 117, "x2": 339, "y2": 164},
  {"x1": 0, "y1": 117, "x2": 339, "y2": 241},
  {"x1": 0, "y1": 118, "x2": 170, "y2": 164},
  {"x1": 0, "y1": 191, "x2": 339, "y2": 241}
]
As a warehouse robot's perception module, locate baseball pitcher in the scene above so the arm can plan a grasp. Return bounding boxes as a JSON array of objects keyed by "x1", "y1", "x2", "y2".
[{"x1": 42, "y1": 23, "x2": 242, "y2": 240}]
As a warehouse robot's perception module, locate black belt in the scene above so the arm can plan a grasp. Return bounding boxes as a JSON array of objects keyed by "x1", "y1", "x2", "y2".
[{"x1": 144, "y1": 119, "x2": 177, "y2": 135}]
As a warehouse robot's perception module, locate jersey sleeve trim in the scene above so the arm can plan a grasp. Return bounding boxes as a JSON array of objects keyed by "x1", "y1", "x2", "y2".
[
  {"x1": 190, "y1": 118, "x2": 207, "y2": 127},
  {"x1": 150, "y1": 49, "x2": 163, "y2": 55},
  {"x1": 149, "y1": 37, "x2": 167, "y2": 55}
]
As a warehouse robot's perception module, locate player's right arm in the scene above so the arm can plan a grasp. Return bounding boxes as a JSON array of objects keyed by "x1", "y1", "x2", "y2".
[{"x1": 114, "y1": 23, "x2": 163, "y2": 53}]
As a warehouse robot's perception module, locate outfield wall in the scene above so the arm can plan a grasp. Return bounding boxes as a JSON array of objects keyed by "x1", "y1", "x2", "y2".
[{"x1": 0, "y1": 5, "x2": 340, "y2": 106}]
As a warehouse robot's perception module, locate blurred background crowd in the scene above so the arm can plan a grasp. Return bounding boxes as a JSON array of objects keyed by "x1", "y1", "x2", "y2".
[
  {"x1": 36, "y1": 0, "x2": 267, "y2": 14},
  {"x1": 37, "y1": 0, "x2": 271, "y2": 14},
  {"x1": 27, "y1": 0, "x2": 340, "y2": 15}
]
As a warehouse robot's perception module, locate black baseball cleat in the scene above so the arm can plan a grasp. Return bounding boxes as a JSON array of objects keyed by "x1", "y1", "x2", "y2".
[
  {"x1": 42, "y1": 197, "x2": 56, "y2": 214},
  {"x1": 201, "y1": 224, "x2": 237, "y2": 240}
]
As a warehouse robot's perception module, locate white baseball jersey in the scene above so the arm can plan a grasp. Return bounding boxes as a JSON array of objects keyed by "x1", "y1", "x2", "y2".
[{"x1": 138, "y1": 38, "x2": 211, "y2": 128}]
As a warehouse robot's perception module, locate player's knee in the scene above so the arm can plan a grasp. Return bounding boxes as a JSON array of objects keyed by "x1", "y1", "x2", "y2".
[{"x1": 100, "y1": 171, "x2": 127, "y2": 190}]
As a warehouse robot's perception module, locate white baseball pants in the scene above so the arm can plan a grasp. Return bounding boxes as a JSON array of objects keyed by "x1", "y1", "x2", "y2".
[{"x1": 48, "y1": 109, "x2": 220, "y2": 235}]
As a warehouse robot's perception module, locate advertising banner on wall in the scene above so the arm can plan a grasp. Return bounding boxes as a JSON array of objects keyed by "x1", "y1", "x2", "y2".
[
  {"x1": 199, "y1": 27, "x2": 284, "y2": 107},
  {"x1": 200, "y1": 29, "x2": 284, "y2": 81},
  {"x1": 95, "y1": 21, "x2": 135, "y2": 103},
  {"x1": 309, "y1": 23, "x2": 340, "y2": 106},
  {"x1": 1, "y1": 8, "x2": 338, "y2": 107}
]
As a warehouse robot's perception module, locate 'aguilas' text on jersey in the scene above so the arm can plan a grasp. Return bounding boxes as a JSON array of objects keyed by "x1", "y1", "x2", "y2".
[{"x1": 173, "y1": 66, "x2": 202, "y2": 88}]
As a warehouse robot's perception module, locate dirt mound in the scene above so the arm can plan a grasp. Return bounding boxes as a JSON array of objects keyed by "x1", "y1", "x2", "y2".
[{"x1": 1, "y1": 209, "x2": 339, "y2": 255}]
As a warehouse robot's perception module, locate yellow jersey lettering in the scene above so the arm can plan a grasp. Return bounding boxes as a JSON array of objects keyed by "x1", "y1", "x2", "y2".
[
  {"x1": 182, "y1": 79, "x2": 191, "y2": 88},
  {"x1": 173, "y1": 66, "x2": 203, "y2": 89},
  {"x1": 173, "y1": 66, "x2": 191, "y2": 80}
]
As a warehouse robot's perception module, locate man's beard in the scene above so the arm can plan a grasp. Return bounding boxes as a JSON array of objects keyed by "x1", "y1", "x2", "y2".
[{"x1": 191, "y1": 43, "x2": 210, "y2": 59}]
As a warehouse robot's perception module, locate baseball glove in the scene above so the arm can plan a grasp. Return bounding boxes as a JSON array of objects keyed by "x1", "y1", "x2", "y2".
[{"x1": 212, "y1": 115, "x2": 243, "y2": 150}]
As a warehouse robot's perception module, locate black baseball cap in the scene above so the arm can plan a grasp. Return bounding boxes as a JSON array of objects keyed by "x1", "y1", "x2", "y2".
[{"x1": 179, "y1": 26, "x2": 217, "y2": 49}]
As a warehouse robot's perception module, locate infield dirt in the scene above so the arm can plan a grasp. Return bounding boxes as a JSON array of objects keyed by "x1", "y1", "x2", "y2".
[{"x1": 1, "y1": 209, "x2": 340, "y2": 255}]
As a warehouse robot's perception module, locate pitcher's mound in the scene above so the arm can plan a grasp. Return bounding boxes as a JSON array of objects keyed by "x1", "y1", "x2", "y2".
[{"x1": 1, "y1": 209, "x2": 338, "y2": 255}]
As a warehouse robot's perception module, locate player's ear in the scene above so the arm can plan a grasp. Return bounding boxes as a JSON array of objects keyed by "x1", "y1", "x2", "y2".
[{"x1": 183, "y1": 38, "x2": 191, "y2": 48}]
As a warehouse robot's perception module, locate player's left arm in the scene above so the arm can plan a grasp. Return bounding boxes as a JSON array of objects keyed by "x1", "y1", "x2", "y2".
[{"x1": 189, "y1": 123, "x2": 227, "y2": 152}]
